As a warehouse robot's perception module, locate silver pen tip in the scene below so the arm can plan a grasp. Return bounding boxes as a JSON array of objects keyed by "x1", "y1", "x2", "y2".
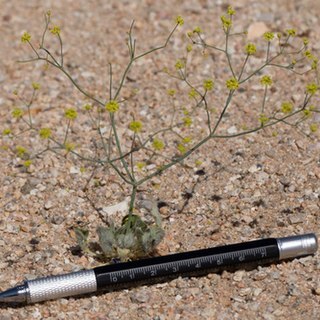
[{"x1": 0, "y1": 284, "x2": 28, "y2": 303}]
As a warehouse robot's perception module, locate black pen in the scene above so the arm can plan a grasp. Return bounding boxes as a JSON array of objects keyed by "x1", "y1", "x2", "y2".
[{"x1": 0, "y1": 233, "x2": 317, "y2": 304}]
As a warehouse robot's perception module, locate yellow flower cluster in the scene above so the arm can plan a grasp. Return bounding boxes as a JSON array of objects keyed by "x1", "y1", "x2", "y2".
[
  {"x1": 306, "y1": 83, "x2": 318, "y2": 95},
  {"x1": 193, "y1": 26, "x2": 202, "y2": 34},
  {"x1": 188, "y1": 88, "x2": 198, "y2": 99},
  {"x1": 32, "y1": 82, "x2": 40, "y2": 90},
  {"x1": 175, "y1": 59, "x2": 184, "y2": 70},
  {"x1": 167, "y1": 89, "x2": 176, "y2": 96},
  {"x1": 64, "y1": 108, "x2": 78, "y2": 120},
  {"x1": 304, "y1": 50, "x2": 319, "y2": 70},
  {"x1": 2, "y1": 128, "x2": 11, "y2": 135},
  {"x1": 310, "y1": 123, "x2": 318, "y2": 133},
  {"x1": 260, "y1": 75, "x2": 272, "y2": 86},
  {"x1": 183, "y1": 116, "x2": 192, "y2": 127},
  {"x1": 83, "y1": 104, "x2": 92, "y2": 111},
  {"x1": 21, "y1": 32, "x2": 31, "y2": 43},
  {"x1": 259, "y1": 114, "x2": 269, "y2": 126},
  {"x1": 245, "y1": 43, "x2": 256, "y2": 55},
  {"x1": 286, "y1": 29, "x2": 296, "y2": 37},
  {"x1": 50, "y1": 25, "x2": 61, "y2": 36},
  {"x1": 220, "y1": 15, "x2": 232, "y2": 30},
  {"x1": 23, "y1": 160, "x2": 32, "y2": 168},
  {"x1": 105, "y1": 100, "x2": 119, "y2": 113},
  {"x1": 152, "y1": 138, "x2": 164, "y2": 151},
  {"x1": 16, "y1": 146, "x2": 27, "y2": 157},
  {"x1": 129, "y1": 121, "x2": 142, "y2": 133},
  {"x1": 227, "y1": 6, "x2": 236, "y2": 15},
  {"x1": 281, "y1": 101, "x2": 293, "y2": 114},
  {"x1": 177, "y1": 143, "x2": 186, "y2": 153},
  {"x1": 304, "y1": 105, "x2": 316, "y2": 116},
  {"x1": 175, "y1": 16, "x2": 184, "y2": 26},
  {"x1": 263, "y1": 32, "x2": 274, "y2": 41},
  {"x1": 203, "y1": 79, "x2": 214, "y2": 91},
  {"x1": 12, "y1": 108, "x2": 23, "y2": 118},
  {"x1": 226, "y1": 78, "x2": 239, "y2": 90},
  {"x1": 136, "y1": 162, "x2": 146, "y2": 170},
  {"x1": 39, "y1": 128, "x2": 51, "y2": 139},
  {"x1": 186, "y1": 44, "x2": 193, "y2": 52},
  {"x1": 64, "y1": 142, "x2": 75, "y2": 152}
]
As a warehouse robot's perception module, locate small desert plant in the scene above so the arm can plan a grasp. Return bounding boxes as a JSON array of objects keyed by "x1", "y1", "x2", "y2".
[{"x1": 4, "y1": 6, "x2": 319, "y2": 261}]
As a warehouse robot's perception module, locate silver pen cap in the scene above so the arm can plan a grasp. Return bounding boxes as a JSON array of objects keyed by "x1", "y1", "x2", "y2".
[{"x1": 277, "y1": 233, "x2": 318, "y2": 260}]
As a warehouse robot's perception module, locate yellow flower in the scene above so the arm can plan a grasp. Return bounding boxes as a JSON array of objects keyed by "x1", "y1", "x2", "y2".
[
  {"x1": 183, "y1": 116, "x2": 192, "y2": 127},
  {"x1": 167, "y1": 89, "x2": 176, "y2": 96},
  {"x1": 175, "y1": 16, "x2": 184, "y2": 26},
  {"x1": 182, "y1": 136, "x2": 192, "y2": 144},
  {"x1": 12, "y1": 108, "x2": 23, "y2": 119},
  {"x1": 203, "y1": 79, "x2": 214, "y2": 91},
  {"x1": 177, "y1": 143, "x2": 186, "y2": 153},
  {"x1": 50, "y1": 25, "x2": 61, "y2": 35},
  {"x1": 32, "y1": 82, "x2": 40, "y2": 90},
  {"x1": 303, "y1": 109, "x2": 311, "y2": 117},
  {"x1": 188, "y1": 88, "x2": 198, "y2": 99},
  {"x1": 21, "y1": 32, "x2": 31, "y2": 43},
  {"x1": 83, "y1": 104, "x2": 92, "y2": 111},
  {"x1": 64, "y1": 108, "x2": 78, "y2": 120},
  {"x1": 186, "y1": 44, "x2": 193, "y2": 52},
  {"x1": 182, "y1": 107, "x2": 189, "y2": 115},
  {"x1": 311, "y1": 58, "x2": 318, "y2": 70},
  {"x1": 129, "y1": 120, "x2": 142, "y2": 133},
  {"x1": 226, "y1": 78, "x2": 239, "y2": 90},
  {"x1": 310, "y1": 123, "x2": 318, "y2": 133},
  {"x1": 2, "y1": 128, "x2": 11, "y2": 135},
  {"x1": 175, "y1": 59, "x2": 184, "y2": 70},
  {"x1": 286, "y1": 29, "x2": 296, "y2": 37},
  {"x1": 245, "y1": 43, "x2": 256, "y2": 55},
  {"x1": 193, "y1": 26, "x2": 202, "y2": 34},
  {"x1": 304, "y1": 50, "x2": 313, "y2": 59},
  {"x1": 259, "y1": 114, "x2": 269, "y2": 126},
  {"x1": 281, "y1": 101, "x2": 293, "y2": 114},
  {"x1": 306, "y1": 83, "x2": 318, "y2": 95},
  {"x1": 136, "y1": 162, "x2": 146, "y2": 170},
  {"x1": 39, "y1": 128, "x2": 51, "y2": 139},
  {"x1": 16, "y1": 146, "x2": 27, "y2": 157},
  {"x1": 260, "y1": 75, "x2": 272, "y2": 86},
  {"x1": 65, "y1": 142, "x2": 75, "y2": 152},
  {"x1": 152, "y1": 138, "x2": 164, "y2": 151},
  {"x1": 105, "y1": 100, "x2": 119, "y2": 113},
  {"x1": 220, "y1": 15, "x2": 232, "y2": 30},
  {"x1": 23, "y1": 160, "x2": 32, "y2": 168},
  {"x1": 263, "y1": 32, "x2": 274, "y2": 41},
  {"x1": 227, "y1": 6, "x2": 235, "y2": 15}
]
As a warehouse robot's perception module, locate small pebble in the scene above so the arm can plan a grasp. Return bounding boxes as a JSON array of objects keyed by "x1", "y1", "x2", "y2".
[
  {"x1": 130, "y1": 289, "x2": 150, "y2": 303},
  {"x1": 44, "y1": 200, "x2": 54, "y2": 210},
  {"x1": 233, "y1": 270, "x2": 245, "y2": 282}
]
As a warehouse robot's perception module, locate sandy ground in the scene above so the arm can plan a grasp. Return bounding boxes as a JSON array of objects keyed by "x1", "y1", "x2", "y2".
[{"x1": 0, "y1": 0, "x2": 319, "y2": 319}]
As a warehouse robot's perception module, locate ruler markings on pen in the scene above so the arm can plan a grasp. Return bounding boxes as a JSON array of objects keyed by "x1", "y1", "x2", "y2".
[{"x1": 107, "y1": 247, "x2": 268, "y2": 284}]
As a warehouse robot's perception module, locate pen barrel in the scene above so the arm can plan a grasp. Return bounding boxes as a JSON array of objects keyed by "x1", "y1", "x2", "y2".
[
  {"x1": 26, "y1": 270, "x2": 97, "y2": 303},
  {"x1": 94, "y1": 238, "x2": 280, "y2": 289}
]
